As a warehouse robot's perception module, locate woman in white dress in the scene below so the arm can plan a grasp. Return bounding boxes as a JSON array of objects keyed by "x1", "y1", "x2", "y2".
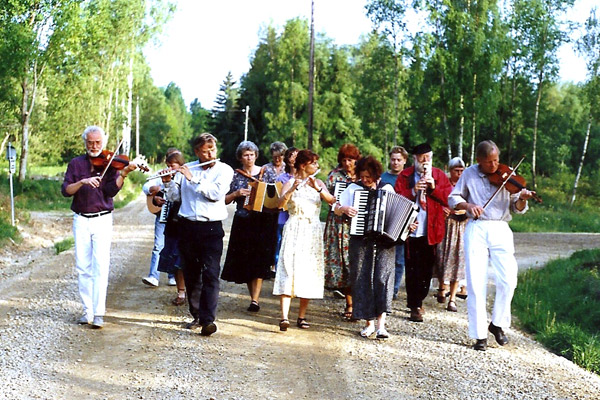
[{"x1": 273, "y1": 149, "x2": 336, "y2": 331}]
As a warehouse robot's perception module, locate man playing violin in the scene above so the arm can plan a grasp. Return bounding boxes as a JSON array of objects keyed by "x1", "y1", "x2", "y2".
[
  {"x1": 161, "y1": 133, "x2": 234, "y2": 336},
  {"x1": 61, "y1": 125, "x2": 139, "y2": 329},
  {"x1": 448, "y1": 140, "x2": 536, "y2": 351}
]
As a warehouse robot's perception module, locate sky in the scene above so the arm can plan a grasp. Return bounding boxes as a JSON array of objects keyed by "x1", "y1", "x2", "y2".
[{"x1": 144, "y1": 0, "x2": 595, "y2": 109}]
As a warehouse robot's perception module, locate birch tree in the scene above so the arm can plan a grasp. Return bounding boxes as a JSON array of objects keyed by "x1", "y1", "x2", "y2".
[{"x1": 571, "y1": 8, "x2": 600, "y2": 205}]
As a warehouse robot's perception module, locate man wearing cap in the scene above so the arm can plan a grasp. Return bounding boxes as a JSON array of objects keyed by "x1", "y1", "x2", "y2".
[{"x1": 395, "y1": 143, "x2": 452, "y2": 322}]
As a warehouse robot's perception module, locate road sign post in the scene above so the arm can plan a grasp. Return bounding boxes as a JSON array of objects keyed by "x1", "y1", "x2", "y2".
[{"x1": 6, "y1": 142, "x2": 16, "y2": 226}]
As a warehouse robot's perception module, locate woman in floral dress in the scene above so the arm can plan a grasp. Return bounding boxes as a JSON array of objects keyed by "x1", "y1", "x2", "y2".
[
  {"x1": 435, "y1": 157, "x2": 467, "y2": 312},
  {"x1": 323, "y1": 143, "x2": 360, "y2": 320}
]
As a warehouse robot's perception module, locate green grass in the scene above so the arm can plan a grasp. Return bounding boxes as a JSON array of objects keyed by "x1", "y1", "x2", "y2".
[
  {"x1": 0, "y1": 168, "x2": 146, "y2": 245},
  {"x1": 28, "y1": 164, "x2": 67, "y2": 178},
  {"x1": 509, "y1": 172, "x2": 600, "y2": 232},
  {"x1": 54, "y1": 237, "x2": 74, "y2": 254},
  {"x1": 0, "y1": 215, "x2": 19, "y2": 245},
  {"x1": 513, "y1": 249, "x2": 600, "y2": 375}
]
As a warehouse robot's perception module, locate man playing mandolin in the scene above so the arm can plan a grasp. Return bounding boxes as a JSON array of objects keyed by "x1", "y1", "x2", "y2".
[
  {"x1": 448, "y1": 140, "x2": 536, "y2": 351},
  {"x1": 62, "y1": 125, "x2": 140, "y2": 329}
]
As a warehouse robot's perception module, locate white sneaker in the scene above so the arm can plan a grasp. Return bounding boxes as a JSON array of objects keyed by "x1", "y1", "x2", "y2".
[
  {"x1": 142, "y1": 276, "x2": 159, "y2": 287},
  {"x1": 168, "y1": 277, "x2": 176, "y2": 286},
  {"x1": 360, "y1": 325, "x2": 376, "y2": 338},
  {"x1": 376, "y1": 328, "x2": 390, "y2": 339}
]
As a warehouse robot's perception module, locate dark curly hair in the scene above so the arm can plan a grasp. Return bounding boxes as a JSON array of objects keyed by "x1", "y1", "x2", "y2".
[{"x1": 356, "y1": 156, "x2": 383, "y2": 180}]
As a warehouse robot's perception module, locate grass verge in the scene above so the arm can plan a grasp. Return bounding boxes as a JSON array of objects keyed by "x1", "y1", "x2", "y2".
[
  {"x1": 512, "y1": 249, "x2": 600, "y2": 375},
  {"x1": 0, "y1": 169, "x2": 146, "y2": 245},
  {"x1": 54, "y1": 237, "x2": 74, "y2": 254}
]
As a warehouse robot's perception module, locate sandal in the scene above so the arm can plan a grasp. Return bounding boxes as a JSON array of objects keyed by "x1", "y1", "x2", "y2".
[
  {"x1": 341, "y1": 305, "x2": 358, "y2": 322},
  {"x1": 171, "y1": 296, "x2": 186, "y2": 306},
  {"x1": 447, "y1": 300, "x2": 457, "y2": 312},
  {"x1": 296, "y1": 317, "x2": 310, "y2": 329},
  {"x1": 279, "y1": 319, "x2": 290, "y2": 331},
  {"x1": 342, "y1": 305, "x2": 353, "y2": 320}
]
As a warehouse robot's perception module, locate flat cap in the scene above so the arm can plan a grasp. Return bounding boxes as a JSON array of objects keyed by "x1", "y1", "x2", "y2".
[{"x1": 412, "y1": 143, "x2": 432, "y2": 155}]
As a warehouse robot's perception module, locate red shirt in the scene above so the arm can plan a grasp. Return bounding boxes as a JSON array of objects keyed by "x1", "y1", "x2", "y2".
[{"x1": 394, "y1": 165, "x2": 452, "y2": 245}]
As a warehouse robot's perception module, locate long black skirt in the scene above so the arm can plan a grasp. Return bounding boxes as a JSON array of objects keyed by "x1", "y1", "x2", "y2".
[{"x1": 221, "y1": 209, "x2": 278, "y2": 284}]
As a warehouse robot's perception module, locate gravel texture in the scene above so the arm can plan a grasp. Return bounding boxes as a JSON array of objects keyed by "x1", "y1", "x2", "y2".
[{"x1": 0, "y1": 197, "x2": 599, "y2": 399}]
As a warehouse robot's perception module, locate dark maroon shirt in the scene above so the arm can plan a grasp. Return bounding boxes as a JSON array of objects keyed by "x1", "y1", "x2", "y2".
[{"x1": 61, "y1": 155, "x2": 121, "y2": 213}]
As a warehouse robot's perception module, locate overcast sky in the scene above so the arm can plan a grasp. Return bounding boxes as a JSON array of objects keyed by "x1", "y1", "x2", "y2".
[{"x1": 144, "y1": 0, "x2": 595, "y2": 109}]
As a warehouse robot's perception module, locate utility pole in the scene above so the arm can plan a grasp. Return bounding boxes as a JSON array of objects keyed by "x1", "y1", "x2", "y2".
[
  {"x1": 244, "y1": 105, "x2": 249, "y2": 142},
  {"x1": 307, "y1": 0, "x2": 315, "y2": 150}
]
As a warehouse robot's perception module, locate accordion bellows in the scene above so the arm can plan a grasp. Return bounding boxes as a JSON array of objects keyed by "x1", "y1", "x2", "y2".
[
  {"x1": 350, "y1": 189, "x2": 418, "y2": 242},
  {"x1": 244, "y1": 181, "x2": 286, "y2": 212}
]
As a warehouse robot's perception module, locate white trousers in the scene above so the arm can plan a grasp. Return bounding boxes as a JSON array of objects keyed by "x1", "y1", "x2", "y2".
[
  {"x1": 465, "y1": 220, "x2": 518, "y2": 339},
  {"x1": 73, "y1": 213, "x2": 113, "y2": 319}
]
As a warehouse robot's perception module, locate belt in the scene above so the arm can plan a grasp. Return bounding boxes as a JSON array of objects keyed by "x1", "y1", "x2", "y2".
[{"x1": 77, "y1": 210, "x2": 111, "y2": 218}]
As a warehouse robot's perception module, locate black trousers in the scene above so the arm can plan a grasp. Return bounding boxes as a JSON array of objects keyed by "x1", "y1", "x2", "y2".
[
  {"x1": 404, "y1": 236, "x2": 436, "y2": 309},
  {"x1": 178, "y1": 219, "x2": 224, "y2": 325}
]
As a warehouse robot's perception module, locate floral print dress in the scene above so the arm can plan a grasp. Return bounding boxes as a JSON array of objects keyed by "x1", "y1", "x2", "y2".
[{"x1": 323, "y1": 167, "x2": 354, "y2": 290}]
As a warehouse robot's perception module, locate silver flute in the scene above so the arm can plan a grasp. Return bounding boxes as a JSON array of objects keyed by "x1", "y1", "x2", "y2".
[
  {"x1": 296, "y1": 169, "x2": 321, "y2": 188},
  {"x1": 145, "y1": 158, "x2": 220, "y2": 181}
]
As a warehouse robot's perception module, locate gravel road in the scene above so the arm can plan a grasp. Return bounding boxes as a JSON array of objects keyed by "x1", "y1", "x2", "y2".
[{"x1": 0, "y1": 196, "x2": 599, "y2": 400}]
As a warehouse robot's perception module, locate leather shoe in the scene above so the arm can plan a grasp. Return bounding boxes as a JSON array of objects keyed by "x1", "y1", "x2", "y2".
[
  {"x1": 201, "y1": 322, "x2": 217, "y2": 336},
  {"x1": 247, "y1": 301, "x2": 260, "y2": 312},
  {"x1": 488, "y1": 322, "x2": 508, "y2": 345},
  {"x1": 90, "y1": 316, "x2": 103, "y2": 329},
  {"x1": 185, "y1": 319, "x2": 201, "y2": 330},
  {"x1": 409, "y1": 307, "x2": 424, "y2": 322},
  {"x1": 474, "y1": 338, "x2": 487, "y2": 351}
]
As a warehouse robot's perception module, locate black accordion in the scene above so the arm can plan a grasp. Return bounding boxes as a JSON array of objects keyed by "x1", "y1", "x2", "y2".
[{"x1": 349, "y1": 189, "x2": 419, "y2": 242}]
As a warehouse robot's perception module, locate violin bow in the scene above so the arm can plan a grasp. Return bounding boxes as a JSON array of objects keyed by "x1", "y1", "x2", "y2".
[
  {"x1": 481, "y1": 155, "x2": 526, "y2": 212},
  {"x1": 100, "y1": 138, "x2": 125, "y2": 180}
]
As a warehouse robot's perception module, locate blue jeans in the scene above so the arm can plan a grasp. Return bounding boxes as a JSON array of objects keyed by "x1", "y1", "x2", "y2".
[
  {"x1": 147, "y1": 216, "x2": 166, "y2": 280},
  {"x1": 393, "y1": 243, "x2": 405, "y2": 295}
]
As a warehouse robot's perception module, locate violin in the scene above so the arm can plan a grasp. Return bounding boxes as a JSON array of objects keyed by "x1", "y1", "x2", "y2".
[
  {"x1": 90, "y1": 150, "x2": 149, "y2": 173},
  {"x1": 487, "y1": 161, "x2": 542, "y2": 203}
]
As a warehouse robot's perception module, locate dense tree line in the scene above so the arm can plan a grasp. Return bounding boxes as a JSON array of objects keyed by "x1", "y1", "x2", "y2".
[
  {"x1": 1, "y1": 0, "x2": 599, "y2": 202},
  {"x1": 214, "y1": 0, "x2": 599, "y2": 194}
]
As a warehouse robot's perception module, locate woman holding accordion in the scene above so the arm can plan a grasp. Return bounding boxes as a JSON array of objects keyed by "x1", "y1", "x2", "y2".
[
  {"x1": 335, "y1": 156, "x2": 416, "y2": 339},
  {"x1": 221, "y1": 141, "x2": 278, "y2": 313}
]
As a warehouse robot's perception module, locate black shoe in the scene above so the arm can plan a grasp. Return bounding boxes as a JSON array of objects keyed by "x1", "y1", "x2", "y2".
[
  {"x1": 474, "y1": 339, "x2": 487, "y2": 351},
  {"x1": 488, "y1": 322, "x2": 508, "y2": 346},
  {"x1": 247, "y1": 301, "x2": 260, "y2": 312},
  {"x1": 185, "y1": 319, "x2": 201, "y2": 330},
  {"x1": 201, "y1": 322, "x2": 217, "y2": 336}
]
